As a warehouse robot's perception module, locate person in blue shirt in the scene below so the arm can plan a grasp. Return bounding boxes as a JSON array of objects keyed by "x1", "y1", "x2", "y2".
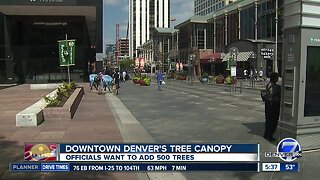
[{"x1": 156, "y1": 70, "x2": 164, "y2": 91}]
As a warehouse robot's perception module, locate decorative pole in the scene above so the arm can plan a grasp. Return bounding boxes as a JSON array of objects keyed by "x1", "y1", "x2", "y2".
[{"x1": 66, "y1": 34, "x2": 71, "y2": 84}]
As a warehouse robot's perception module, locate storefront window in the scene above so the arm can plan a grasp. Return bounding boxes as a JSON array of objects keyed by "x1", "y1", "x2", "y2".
[{"x1": 304, "y1": 46, "x2": 320, "y2": 116}]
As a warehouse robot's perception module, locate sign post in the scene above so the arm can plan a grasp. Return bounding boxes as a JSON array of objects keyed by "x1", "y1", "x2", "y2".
[{"x1": 58, "y1": 34, "x2": 76, "y2": 83}]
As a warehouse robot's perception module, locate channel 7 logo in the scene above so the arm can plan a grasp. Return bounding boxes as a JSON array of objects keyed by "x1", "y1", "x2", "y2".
[
  {"x1": 277, "y1": 138, "x2": 302, "y2": 162},
  {"x1": 265, "y1": 138, "x2": 302, "y2": 162}
]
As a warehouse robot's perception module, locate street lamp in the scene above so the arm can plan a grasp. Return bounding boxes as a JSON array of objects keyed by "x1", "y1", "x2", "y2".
[
  {"x1": 188, "y1": 54, "x2": 196, "y2": 84},
  {"x1": 228, "y1": 47, "x2": 239, "y2": 76},
  {"x1": 208, "y1": 58, "x2": 215, "y2": 75}
]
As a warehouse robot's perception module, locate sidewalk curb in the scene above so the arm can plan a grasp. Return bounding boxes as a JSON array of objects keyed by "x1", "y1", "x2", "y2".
[{"x1": 105, "y1": 93, "x2": 186, "y2": 180}]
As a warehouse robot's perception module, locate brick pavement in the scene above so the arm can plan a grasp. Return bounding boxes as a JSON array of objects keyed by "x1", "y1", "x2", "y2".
[{"x1": 0, "y1": 84, "x2": 139, "y2": 180}]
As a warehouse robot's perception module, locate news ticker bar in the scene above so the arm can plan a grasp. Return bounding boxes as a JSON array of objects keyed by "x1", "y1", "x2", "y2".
[
  {"x1": 10, "y1": 163, "x2": 259, "y2": 172},
  {"x1": 10, "y1": 162, "x2": 299, "y2": 172}
]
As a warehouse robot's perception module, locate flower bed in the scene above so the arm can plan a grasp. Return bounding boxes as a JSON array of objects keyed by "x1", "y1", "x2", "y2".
[
  {"x1": 133, "y1": 75, "x2": 151, "y2": 86},
  {"x1": 43, "y1": 83, "x2": 84, "y2": 120}
]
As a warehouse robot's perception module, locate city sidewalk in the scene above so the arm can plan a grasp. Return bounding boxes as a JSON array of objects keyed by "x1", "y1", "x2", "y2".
[{"x1": 0, "y1": 84, "x2": 139, "y2": 180}]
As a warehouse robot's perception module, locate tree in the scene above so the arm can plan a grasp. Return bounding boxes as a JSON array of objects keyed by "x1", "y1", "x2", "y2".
[{"x1": 120, "y1": 57, "x2": 134, "y2": 71}]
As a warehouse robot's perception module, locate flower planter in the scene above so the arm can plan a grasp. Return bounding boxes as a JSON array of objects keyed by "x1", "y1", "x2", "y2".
[
  {"x1": 215, "y1": 79, "x2": 225, "y2": 84},
  {"x1": 138, "y1": 79, "x2": 145, "y2": 85},
  {"x1": 43, "y1": 87, "x2": 84, "y2": 120},
  {"x1": 177, "y1": 76, "x2": 187, "y2": 80},
  {"x1": 133, "y1": 79, "x2": 140, "y2": 84},
  {"x1": 201, "y1": 78, "x2": 208, "y2": 83}
]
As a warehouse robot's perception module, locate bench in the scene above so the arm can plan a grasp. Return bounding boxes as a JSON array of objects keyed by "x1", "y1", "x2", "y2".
[{"x1": 16, "y1": 89, "x2": 58, "y2": 126}]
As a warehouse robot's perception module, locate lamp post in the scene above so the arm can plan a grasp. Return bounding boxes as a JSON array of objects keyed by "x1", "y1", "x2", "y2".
[
  {"x1": 208, "y1": 58, "x2": 215, "y2": 76},
  {"x1": 228, "y1": 47, "x2": 239, "y2": 92},
  {"x1": 228, "y1": 47, "x2": 239, "y2": 75},
  {"x1": 188, "y1": 54, "x2": 196, "y2": 85}
]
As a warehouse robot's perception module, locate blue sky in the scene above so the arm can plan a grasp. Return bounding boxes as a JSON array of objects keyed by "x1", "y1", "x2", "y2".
[{"x1": 103, "y1": 0, "x2": 194, "y2": 45}]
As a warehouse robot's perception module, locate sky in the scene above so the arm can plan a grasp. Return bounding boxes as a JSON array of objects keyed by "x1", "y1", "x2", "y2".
[{"x1": 103, "y1": 0, "x2": 194, "y2": 45}]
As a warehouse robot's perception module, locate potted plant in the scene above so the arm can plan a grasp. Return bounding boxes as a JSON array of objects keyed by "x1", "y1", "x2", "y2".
[
  {"x1": 141, "y1": 77, "x2": 151, "y2": 86},
  {"x1": 177, "y1": 72, "x2": 187, "y2": 80},
  {"x1": 225, "y1": 76, "x2": 237, "y2": 85},
  {"x1": 132, "y1": 76, "x2": 141, "y2": 84},
  {"x1": 201, "y1": 73, "x2": 209, "y2": 83},
  {"x1": 214, "y1": 75, "x2": 225, "y2": 84}
]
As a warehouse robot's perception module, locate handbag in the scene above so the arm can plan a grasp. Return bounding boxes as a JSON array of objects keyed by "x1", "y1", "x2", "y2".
[
  {"x1": 261, "y1": 83, "x2": 272, "y2": 102},
  {"x1": 161, "y1": 81, "x2": 165, "y2": 85}
]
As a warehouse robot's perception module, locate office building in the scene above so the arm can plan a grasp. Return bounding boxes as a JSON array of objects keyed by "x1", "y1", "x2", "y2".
[
  {"x1": 0, "y1": 0, "x2": 103, "y2": 84},
  {"x1": 129, "y1": 0, "x2": 170, "y2": 58},
  {"x1": 194, "y1": 0, "x2": 237, "y2": 16},
  {"x1": 118, "y1": 38, "x2": 129, "y2": 58}
]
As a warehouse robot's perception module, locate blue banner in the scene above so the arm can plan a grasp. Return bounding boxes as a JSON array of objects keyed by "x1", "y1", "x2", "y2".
[
  {"x1": 41, "y1": 163, "x2": 70, "y2": 172},
  {"x1": 59, "y1": 144, "x2": 258, "y2": 153}
]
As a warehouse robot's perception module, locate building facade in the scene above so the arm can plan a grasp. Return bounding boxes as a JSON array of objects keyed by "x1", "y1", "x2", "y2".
[
  {"x1": 0, "y1": 0, "x2": 103, "y2": 84},
  {"x1": 174, "y1": 15, "x2": 214, "y2": 76},
  {"x1": 129, "y1": 0, "x2": 170, "y2": 58},
  {"x1": 106, "y1": 44, "x2": 116, "y2": 55},
  {"x1": 194, "y1": 0, "x2": 237, "y2": 16},
  {"x1": 118, "y1": 38, "x2": 129, "y2": 59},
  {"x1": 175, "y1": 0, "x2": 283, "y2": 77}
]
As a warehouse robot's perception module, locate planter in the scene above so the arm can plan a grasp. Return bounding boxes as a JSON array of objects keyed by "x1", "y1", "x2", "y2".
[
  {"x1": 201, "y1": 78, "x2": 208, "y2": 83},
  {"x1": 215, "y1": 79, "x2": 225, "y2": 84},
  {"x1": 177, "y1": 76, "x2": 187, "y2": 80},
  {"x1": 133, "y1": 79, "x2": 140, "y2": 84},
  {"x1": 138, "y1": 79, "x2": 145, "y2": 85},
  {"x1": 43, "y1": 87, "x2": 84, "y2": 120}
]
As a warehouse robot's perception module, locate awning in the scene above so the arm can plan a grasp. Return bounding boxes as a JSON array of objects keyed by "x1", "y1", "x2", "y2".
[
  {"x1": 200, "y1": 53, "x2": 222, "y2": 63},
  {"x1": 222, "y1": 51, "x2": 253, "y2": 62}
]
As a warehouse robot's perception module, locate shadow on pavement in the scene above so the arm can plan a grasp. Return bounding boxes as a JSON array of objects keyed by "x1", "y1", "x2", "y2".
[
  {"x1": 0, "y1": 137, "x2": 23, "y2": 178},
  {"x1": 242, "y1": 122, "x2": 265, "y2": 138}
]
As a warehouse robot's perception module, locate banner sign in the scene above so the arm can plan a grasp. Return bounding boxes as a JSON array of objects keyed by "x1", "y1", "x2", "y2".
[{"x1": 58, "y1": 39, "x2": 76, "y2": 66}]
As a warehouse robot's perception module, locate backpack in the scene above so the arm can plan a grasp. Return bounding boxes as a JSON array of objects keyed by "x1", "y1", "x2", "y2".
[{"x1": 261, "y1": 83, "x2": 272, "y2": 102}]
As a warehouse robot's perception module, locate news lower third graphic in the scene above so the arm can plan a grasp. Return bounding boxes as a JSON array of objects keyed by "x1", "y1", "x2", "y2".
[{"x1": 9, "y1": 142, "x2": 300, "y2": 172}]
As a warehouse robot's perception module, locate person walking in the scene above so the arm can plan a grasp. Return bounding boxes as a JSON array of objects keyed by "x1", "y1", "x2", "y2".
[
  {"x1": 112, "y1": 70, "x2": 120, "y2": 95},
  {"x1": 97, "y1": 71, "x2": 104, "y2": 95},
  {"x1": 259, "y1": 68, "x2": 264, "y2": 81},
  {"x1": 156, "y1": 70, "x2": 164, "y2": 91},
  {"x1": 243, "y1": 69, "x2": 248, "y2": 81},
  {"x1": 122, "y1": 71, "x2": 127, "y2": 82},
  {"x1": 264, "y1": 72, "x2": 281, "y2": 142}
]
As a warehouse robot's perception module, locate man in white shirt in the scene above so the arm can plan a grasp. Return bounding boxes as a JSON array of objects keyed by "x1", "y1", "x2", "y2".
[
  {"x1": 243, "y1": 69, "x2": 248, "y2": 80},
  {"x1": 259, "y1": 68, "x2": 264, "y2": 81},
  {"x1": 122, "y1": 71, "x2": 126, "y2": 82}
]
